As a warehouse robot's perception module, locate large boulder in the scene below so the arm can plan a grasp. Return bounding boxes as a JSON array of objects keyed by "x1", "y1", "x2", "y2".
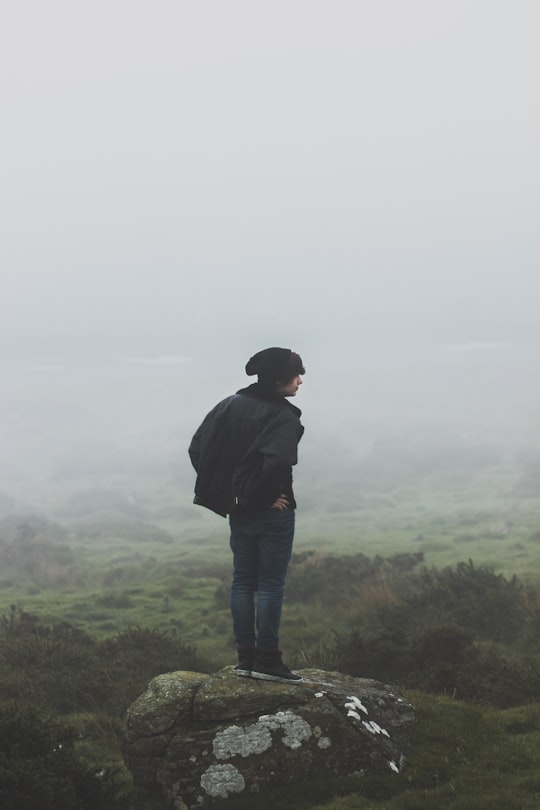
[{"x1": 124, "y1": 667, "x2": 414, "y2": 809}]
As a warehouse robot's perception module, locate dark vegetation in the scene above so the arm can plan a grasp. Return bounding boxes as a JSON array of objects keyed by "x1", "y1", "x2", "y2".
[
  {"x1": 0, "y1": 609, "x2": 209, "y2": 808},
  {"x1": 2, "y1": 549, "x2": 540, "y2": 807},
  {"x1": 310, "y1": 556, "x2": 540, "y2": 707},
  {"x1": 1, "y1": 607, "x2": 209, "y2": 715},
  {"x1": 1, "y1": 434, "x2": 540, "y2": 807},
  {"x1": 0, "y1": 703, "x2": 125, "y2": 810}
]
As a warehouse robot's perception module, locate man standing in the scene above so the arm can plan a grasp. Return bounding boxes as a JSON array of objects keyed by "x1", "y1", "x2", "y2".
[{"x1": 189, "y1": 347, "x2": 305, "y2": 683}]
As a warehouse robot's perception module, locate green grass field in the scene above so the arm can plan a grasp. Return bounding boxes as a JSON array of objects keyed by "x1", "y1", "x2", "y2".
[
  {"x1": 2, "y1": 452, "x2": 540, "y2": 670},
  {"x1": 2, "y1": 445, "x2": 540, "y2": 808}
]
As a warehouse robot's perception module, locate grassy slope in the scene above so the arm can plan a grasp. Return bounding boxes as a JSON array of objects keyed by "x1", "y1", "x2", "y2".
[
  {"x1": 2, "y1": 457, "x2": 539, "y2": 667},
  {"x1": 2, "y1": 455, "x2": 540, "y2": 808}
]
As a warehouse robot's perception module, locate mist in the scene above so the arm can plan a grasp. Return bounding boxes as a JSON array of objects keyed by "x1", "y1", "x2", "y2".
[{"x1": 1, "y1": 0, "x2": 539, "y2": 518}]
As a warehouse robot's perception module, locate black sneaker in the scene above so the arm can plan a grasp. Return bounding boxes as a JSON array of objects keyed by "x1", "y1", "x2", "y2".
[
  {"x1": 251, "y1": 649, "x2": 303, "y2": 684},
  {"x1": 234, "y1": 647, "x2": 254, "y2": 677}
]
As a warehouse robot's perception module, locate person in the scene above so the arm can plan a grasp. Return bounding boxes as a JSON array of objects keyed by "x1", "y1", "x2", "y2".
[{"x1": 188, "y1": 347, "x2": 305, "y2": 684}]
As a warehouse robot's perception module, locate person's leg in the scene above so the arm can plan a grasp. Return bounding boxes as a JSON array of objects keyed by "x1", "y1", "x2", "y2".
[
  {"x1": 230, "y1": 509, "x2": 301, "y2": 683},
  {"x1": 250, "y1": 506, "x2": 302, "y2": 683},
  {"x1": 255, "y1": 508, "x2": 295, "y2": 649},
  {"x1": 229, "y1": 512, "x2": 258, "y2": 650}
]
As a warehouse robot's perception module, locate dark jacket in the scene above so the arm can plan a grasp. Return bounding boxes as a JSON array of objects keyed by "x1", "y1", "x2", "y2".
[{"x1": 188, "y1": 383, "x2": 304, "y2": 517}]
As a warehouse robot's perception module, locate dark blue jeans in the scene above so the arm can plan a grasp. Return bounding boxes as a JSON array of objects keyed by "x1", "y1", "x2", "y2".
[{"x1": 229, "y1": 508, "x2": 295, "y2": 650}]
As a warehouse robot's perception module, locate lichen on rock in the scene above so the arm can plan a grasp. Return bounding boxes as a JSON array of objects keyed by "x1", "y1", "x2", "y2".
[
  {"x1": 200, "y1": 763, "x2": 245, "y2": 798},
  {"x1": 124, "y1": 667, "x2": 415, "y2": 808},
  {"x1": 212, "y1": 710, "x2": 312, "y2": 760}
]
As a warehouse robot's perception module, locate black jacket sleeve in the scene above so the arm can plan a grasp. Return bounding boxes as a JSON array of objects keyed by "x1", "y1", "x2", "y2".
[{"x1": 232, "y1": 410, "x2": 302, "y2": 508}]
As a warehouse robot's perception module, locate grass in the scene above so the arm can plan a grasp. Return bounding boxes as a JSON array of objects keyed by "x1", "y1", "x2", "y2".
[
  {"x1": 2, "y1": 466, "x2": 540, "y2": 666},
  {"x1": 2, "y1": 451, "x2": 540, "y2": 659},
  {"x1": 1, "y1": 456, "x2": 540, "y2": 808}
]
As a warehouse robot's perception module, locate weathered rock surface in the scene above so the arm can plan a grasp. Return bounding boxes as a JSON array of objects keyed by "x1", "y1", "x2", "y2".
[{"x1": 124, "y1": 667, "x2": 415, "y2": 809}]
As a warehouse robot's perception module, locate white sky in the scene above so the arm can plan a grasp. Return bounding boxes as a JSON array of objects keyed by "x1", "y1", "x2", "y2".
[{"x1": 1, "y1": 0, "x2": 539, "y2": 360}]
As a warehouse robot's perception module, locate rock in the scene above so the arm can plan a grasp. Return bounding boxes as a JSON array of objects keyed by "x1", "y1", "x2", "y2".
[{"x1": 123, "y1": 667, "x2": 415, "y2": 808}]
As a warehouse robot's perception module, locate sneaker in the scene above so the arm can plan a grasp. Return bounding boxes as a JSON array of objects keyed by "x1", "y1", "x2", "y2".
[
  {"x1": 250, "y1": 649, "x2": 303, "y2": 684},
  {"x1": 234, "y1": 647, "x2": 254, "y2": 677}
]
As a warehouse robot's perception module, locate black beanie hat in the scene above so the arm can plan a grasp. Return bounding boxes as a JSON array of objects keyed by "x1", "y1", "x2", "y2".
[{"x1": 245, "y1": 347, "x2": 292, "y2": 380}]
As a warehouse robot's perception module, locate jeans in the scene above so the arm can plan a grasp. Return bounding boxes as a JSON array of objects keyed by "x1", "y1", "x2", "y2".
[{"x1": 229, "y1": 508, "x2": 295, "y2": 650}]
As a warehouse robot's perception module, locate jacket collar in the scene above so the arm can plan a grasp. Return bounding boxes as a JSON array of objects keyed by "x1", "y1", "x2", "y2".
[{"x1": 236, "y1": 382, "x2": 302, "y2": 418}]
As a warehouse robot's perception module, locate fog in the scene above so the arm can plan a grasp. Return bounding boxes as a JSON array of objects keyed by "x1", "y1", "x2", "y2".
[{"x1": 1, "y1": 1, "x2": 539, "y2": 514}]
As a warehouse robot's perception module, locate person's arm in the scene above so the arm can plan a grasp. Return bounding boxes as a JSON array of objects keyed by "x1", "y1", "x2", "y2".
[{"x1": 237, "y1": 413, "x2": 301, "y2": 508}]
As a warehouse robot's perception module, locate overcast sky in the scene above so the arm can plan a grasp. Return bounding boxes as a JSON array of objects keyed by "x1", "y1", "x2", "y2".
[{"x1": 1, "y1": 0, "x2": 538, "y2": 365}]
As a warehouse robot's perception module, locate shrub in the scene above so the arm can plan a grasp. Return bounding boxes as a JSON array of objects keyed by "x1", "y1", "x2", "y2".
[
  {"x1": 0, "y1": 703, "x2": 129, "y2": 810},
  {"x1": 328, "y1": 622, "x2": 540, "y2": 707},
  {"x1": 285, "y1": 551, "x2": 424, "y2": 606},
  {"x1": 322, "y1": 560, "x2": 540, "y2": 707},
  {"x1": 369, "y1": 560, "x2": 540, "y2": 649},
  {"x1": 0, "y1": 611, "x2": 210, "y2": 717}
]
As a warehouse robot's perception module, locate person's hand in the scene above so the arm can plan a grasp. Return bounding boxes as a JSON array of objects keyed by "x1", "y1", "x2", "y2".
[{"x1": 271, "y1": 494, "x2": 290, "y2": 511}]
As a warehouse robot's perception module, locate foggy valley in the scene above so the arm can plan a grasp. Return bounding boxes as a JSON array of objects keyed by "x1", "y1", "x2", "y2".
[
  {"x1": 1, "y1": 1, "x2": 539, "y2": 807},
  {"x1": 1, "y1": 339, "x2": 538, "y2": 520}
]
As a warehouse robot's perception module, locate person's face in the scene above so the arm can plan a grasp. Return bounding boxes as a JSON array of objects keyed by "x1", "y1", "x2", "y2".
[{"x1": 275, "y1": 375, "x2": 303, "y2": 397}]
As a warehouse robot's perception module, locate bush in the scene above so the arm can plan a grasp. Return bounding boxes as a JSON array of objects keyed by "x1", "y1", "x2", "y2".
[
  {"x1": 285, "y1": 551, "x2": 424, "y2": 605},
  {"x1": 328, "y1": 623, "x2": 540, "y2": 708},
  {"x1": 0, "y1": 703, "x2": 129, "y2": 810},
  {"x1": 321, "y1": 560, "x2": 540, "y2": 707},
  {"x1": 394, "y1": 560, "x2": 539, "y2": 645},
  {"x1": 0, "y1": 609, "x2": 211, "y2": 716}
]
